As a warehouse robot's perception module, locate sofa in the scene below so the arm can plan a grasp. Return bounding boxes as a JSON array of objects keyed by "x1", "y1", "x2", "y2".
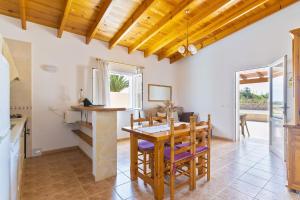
[{"x1": 140, "y1": 106, "x2": 199, "y2": 123}]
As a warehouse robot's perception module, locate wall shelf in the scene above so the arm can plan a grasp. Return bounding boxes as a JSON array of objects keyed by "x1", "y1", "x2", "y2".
[
  {"x1": 79, "y1": 121, "x2": 93, "y2": 129},
  {"x1": 72, "y1": 129, "x2": 93, "y2": 146}
]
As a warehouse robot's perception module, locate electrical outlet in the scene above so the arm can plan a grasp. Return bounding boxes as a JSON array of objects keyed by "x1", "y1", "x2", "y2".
[{"x1": 32, "y1": 148, "x2": 42, "y2": 157}]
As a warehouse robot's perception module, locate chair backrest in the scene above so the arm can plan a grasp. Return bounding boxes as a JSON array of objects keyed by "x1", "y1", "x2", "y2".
[
  {"x1": 152, "y1": 115, "x2": 167, "y2": 123},
  {"x1": 130, "y1": 113, "x2": 153, "y2": 129},
  {"x1": 195, "y1": 114, "x2": 211, "y2": 149},
  {"x1": 169, "y1": 116, "x2": 196, "y2": 164},
  {"x1": 174, "y1": 123, "x2": 188, "y2": 130},
  {"x1": 240, "y1": 114, "x2": 247, "y2": 125}
]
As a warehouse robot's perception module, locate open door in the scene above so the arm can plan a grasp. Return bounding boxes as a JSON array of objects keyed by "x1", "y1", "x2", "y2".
[{"x1": 269, "y1": 55, "x2": 287, "y2": 160}]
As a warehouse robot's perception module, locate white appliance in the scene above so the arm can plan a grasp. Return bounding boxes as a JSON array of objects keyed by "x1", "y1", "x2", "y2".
[
  {"x1": 10, "y1": 139, "x2": 19, "y2": 200},
  {"x1": 0, "y1": 53, "x2": 11, "y2": 200}
]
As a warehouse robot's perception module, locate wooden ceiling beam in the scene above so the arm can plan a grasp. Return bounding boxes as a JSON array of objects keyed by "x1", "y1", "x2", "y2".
[
  {"x1": 57, "y1": 0, "x2": 73, "y2": 38},
  {"x1": 240, "y1": 74, "x2": 248, "y2": 80},
  {"x1": 170, "y1": 0, "x2": 297, "y2": 63},
  {"x1": 256, "y1": 71, "x2": 265, "y2": 78},
  {"x1": 240, "y1": 77, "x2": 268, "y2": 84},
  {"x1": 86, "y1": 0, "x2": 113, "y2": 44},
  {"x1": 18, "y1": 0, "x2": 26, "y2": 30},
  {"x1": 144, "y1": 0, "x2": 231, "y2": 57},
  {"x1": 161, "y1": 0, "x2": 268, "y2": 60},
  {"x1": 109, "y1": 0, "x2": 156, "y2": 49},
  {"x1": 128, "y1": 0, "x2": 196, "y2": 54}
]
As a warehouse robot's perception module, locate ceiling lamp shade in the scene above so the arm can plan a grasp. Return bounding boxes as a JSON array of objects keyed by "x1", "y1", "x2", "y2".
[{"x1": 177, "y1": 10, "x2": 197, "y2": 57}]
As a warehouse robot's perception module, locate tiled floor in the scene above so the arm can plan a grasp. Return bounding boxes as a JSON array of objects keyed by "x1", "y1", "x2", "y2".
[
  {"x1": 21, "y1": 138, "x2": 300, "y2": 200},
  {"x1": 245, "y1": 121, "x2": 269, "y2": 141}
]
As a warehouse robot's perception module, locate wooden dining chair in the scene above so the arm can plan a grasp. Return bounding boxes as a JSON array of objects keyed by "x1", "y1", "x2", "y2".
[
  {"x1": 164, "y1": 116, "x2": 196, "y2": 200},
  {"x1": 240, "y1": 114, "x2": 250, "y2": 137},
  {"x1": 130, "y1": 113, "x2": 154, "y2": 182},
  {"x1": 174, "y1": 115, "x2": 211, "y2": 182},
  {"x1": 152, "y1": 115, "x2": 167, "y2": 123},
  {"x1": 194, "y1": 114, "x2": 211, "y2": 181}
]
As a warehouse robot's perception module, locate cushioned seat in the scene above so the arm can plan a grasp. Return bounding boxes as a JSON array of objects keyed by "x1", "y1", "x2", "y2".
[
  {"x1": 176, "y1": 143, "x2": 208, "y2": 153},
  {"x1": 196, "y1": 146, "x2": 208, "y2": 153},
  {"x1": 164, "y1": 147, "x2": 193, "y2": 161},
  {"x1": 138, "y1": 140, "x2": 154, "y2": 151}
]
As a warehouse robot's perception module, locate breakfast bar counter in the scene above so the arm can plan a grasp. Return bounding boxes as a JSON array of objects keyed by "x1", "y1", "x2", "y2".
[{"x1": 71, "y1": 105, "x2": 125, "y2": 182}]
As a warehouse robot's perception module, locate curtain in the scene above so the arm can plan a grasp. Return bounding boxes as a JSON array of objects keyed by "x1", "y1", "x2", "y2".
[
  {"x1": 96, "y1": 59, "x2": 110, "y2": 106},
  {"x1": 132, "y1": 67, "x2": 143, "y2": 109}
]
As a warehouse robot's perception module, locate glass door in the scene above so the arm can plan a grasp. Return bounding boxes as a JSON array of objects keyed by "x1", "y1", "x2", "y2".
[{"x1": 269, "y1": 56, "x2": 287, "y2": 160}]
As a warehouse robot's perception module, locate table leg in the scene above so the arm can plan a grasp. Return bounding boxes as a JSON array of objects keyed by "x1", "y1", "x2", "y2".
[
  {"x1": 130, "y1": 133, "x2": 138, "y2": 180},
  {"x1": 154, "y1": 141, "x2": 165, "y2": 200}
]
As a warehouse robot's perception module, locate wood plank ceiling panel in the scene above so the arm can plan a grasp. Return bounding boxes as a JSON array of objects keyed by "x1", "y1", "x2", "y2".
[
  {"x1": 108, "y1": 0, "x2": 156, "y2": 49},
  {"x1": 0, "y1": 0, "x2": 297, "y2": 63},
  {"x1": 63, "y1": 1, "x2": 97, "y2": 35},
  {"x1": 159, "y1": 0, "x2": 269, "y2": 60},
  {"x1": 86, "y1": 0, "x2": 113, "y2": 44},
  {"x1": 94, "y1": 0, "x2": 144, "y2": 44},
  {"x1": 143, "y1": 0, "x2": 233, "y2": 57},
  {"x1": 27, "y1": 0, "x2": 64, "y2": 28},
  {"x1": 119, "y1": 0, "x2": 179, "y2": 47},
  {"x1": 170, "y1": 0, "x2": 297, "y2": 63},
  {"x1": 0, "y1": 0, "x2": 19, "y2": 18},
  {"x1": 127, "y1": 0, "x2": 199, "y2": 54}
]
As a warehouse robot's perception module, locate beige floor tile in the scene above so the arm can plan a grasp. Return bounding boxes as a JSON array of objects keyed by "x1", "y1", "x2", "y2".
[
  {"x1": 238, "y1": 173, "x2": 269, "y2": 187},
  {"x1": 21, "y1": 138, "x2": 299, "y2": 200},
  {"x1": 246, "y1": 168, "x2": 273, "y2": 180},
  {"x1": 230, "y1": 180, "x2": 261, "y2": 197},
  {"x1": 216, "y1": 187, "x2": 253, "y2": 200}
]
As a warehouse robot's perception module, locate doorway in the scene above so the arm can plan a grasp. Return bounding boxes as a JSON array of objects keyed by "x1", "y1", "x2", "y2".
[
  {"x1": 236, "y1": 67, "x2": 270, "y2": 144},
  {"x1": 235, "y1": 56, "x2": 287, "y2": 159}
]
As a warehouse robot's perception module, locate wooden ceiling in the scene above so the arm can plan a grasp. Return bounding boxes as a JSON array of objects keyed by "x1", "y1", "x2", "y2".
[
  {"x1": 0, "y1": 0, "x2": 297, "y2": 63},
  {"x1": 239, "y1": 68, "x2": 283, "y2": 84},
  {"x1": 240, "y1": 69, "x2": 269, "y2": 84}
]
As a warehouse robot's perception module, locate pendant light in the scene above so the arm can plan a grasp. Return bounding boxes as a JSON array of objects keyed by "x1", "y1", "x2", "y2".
[{"x1": 177, "y1": 10, "x2": 197, "y2": 56}]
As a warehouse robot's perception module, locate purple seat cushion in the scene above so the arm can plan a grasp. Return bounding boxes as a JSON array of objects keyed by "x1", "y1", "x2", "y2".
[
  {"x1": 138, "y1": 140, "x2": 154, "y2": 151},
  {"x1": 175, "y1": 143, "x2": 208, "y2": 153},
  {"x1": 196, "y1": 146, "x2": 208, "y2": 153},
  {"x1": 164, "y1": 147, "x2": 193, "y2": 161}
]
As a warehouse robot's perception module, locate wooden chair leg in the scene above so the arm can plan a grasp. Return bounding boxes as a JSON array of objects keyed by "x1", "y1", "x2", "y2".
[
  {"x1": 170, "y1": 167, "x2": 175, "y2": 200},
  {"x1": 190, "y1": 159, "x2": 196, "y2": 190},
  {"x1": 241, "y1": 124, "x2": 245, "y2": 137},
  {"x1": 207, "y1": 152, "x2": 210, "y2": 181},
  {"x1": 143, "y1": 152, "x2": 147, "y2": 185},
  {"x1": 149, "y1": 153, "x2": 154, "y2": 178},
  {"x1": 245, "y1": 121, "x2": 250, "y2": 137},
  {"x1": 197, "y1": 156, "x2": 202, "y2": 176}
]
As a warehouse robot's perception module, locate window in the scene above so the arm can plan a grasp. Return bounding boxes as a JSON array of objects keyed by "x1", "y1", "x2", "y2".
[{"x1": 92, "y1": 62, "x2": 143, "y2": 109}]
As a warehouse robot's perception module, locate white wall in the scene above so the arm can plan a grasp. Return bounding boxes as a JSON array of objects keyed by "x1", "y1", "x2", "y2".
[
  {"x1": 0, "y1": 15, "x2": 179, "y2": 153},
  {"x1": 176, "y1": 2, "x2": 300, "y2": 140}
]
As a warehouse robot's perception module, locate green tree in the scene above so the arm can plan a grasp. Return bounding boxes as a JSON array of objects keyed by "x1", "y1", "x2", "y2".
[
  {"x1": 110, "y1": 74, "x2": 129, "y2": 92},
  {"x1": 240, "y1": 87, "x2": 253, "y2": 99}
]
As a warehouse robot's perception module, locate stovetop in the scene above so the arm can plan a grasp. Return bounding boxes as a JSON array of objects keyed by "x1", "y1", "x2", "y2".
[{"x1": 10, "y1": 114, "x2": 23, "y2": 119}]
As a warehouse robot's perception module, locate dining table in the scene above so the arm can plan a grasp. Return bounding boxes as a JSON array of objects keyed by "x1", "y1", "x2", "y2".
[{"x1": 122, "y1": 123, "x2": 208, "y2": 200}]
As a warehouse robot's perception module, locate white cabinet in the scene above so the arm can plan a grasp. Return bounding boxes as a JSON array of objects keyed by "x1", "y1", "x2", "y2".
[
  {"x1": 10, "y1": 139, "x2": 20, "y2": 200},
  {"x1": 10, "y1": 127, "x2": 25, "y2": 200}
]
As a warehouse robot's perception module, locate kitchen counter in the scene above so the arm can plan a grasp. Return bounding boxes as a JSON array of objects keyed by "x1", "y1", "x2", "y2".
[
  {"x1": 70, "y1": 105, "x2": 124, "y2": 182},
  {"x1": 284, "y1": 123, "x2": 300, "y2": 129},
  {"x1": 71, "y1": 105, "x2": 126, "y2": 112},
  {"x1": 10, "y1": 117, "x2": 27, "y2": 144}
]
